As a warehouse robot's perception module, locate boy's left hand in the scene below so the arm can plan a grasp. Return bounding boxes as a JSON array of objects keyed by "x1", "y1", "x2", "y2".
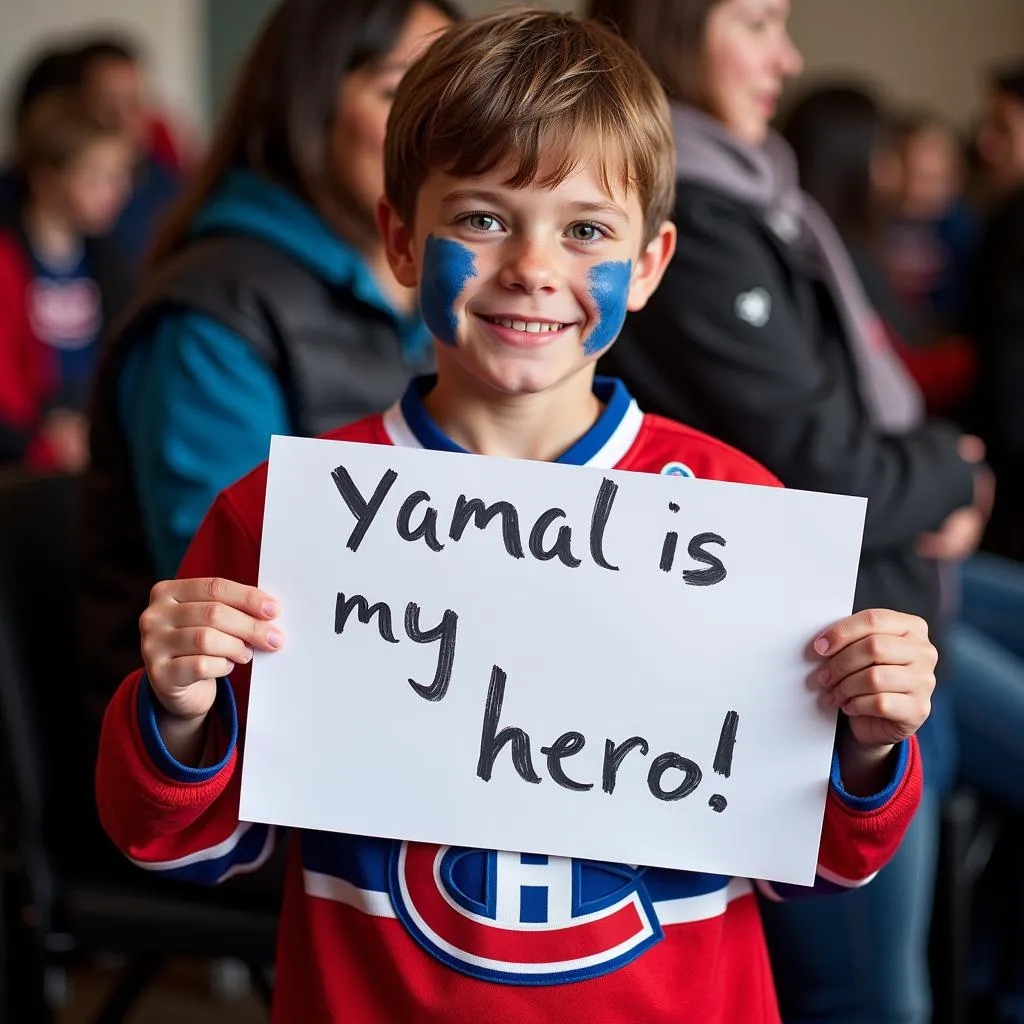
[{"x1": 814, "y1": 608, "x2": 936, "y2": 749}]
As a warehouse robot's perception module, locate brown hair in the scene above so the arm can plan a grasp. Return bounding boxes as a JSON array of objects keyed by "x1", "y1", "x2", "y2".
[
  {"x1": 16, "y1": 90, "x2": 123, "y2": 174},
  {"x1": 149, "y1": 0, "x2": 459, "y2": 268},
  {"x1": 385, "y1": 7, "x2": 676, "y2": 246},
  {"x1": 587, "y1": 0, "x2": 722, "y2": 107}
]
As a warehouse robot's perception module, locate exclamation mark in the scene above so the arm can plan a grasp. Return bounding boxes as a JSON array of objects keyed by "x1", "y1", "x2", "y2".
[{"x1": 708, "y1": 710, "x2": 739, "y2": 813}]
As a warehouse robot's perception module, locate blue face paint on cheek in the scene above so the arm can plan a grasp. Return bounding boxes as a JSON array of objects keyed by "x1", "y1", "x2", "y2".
[
  {"x1": 584, "y1": 260, "x2": 632, "y2": 356},
  {"x1": 420, "y1": 235, "x2": 477, "y2": 346}
]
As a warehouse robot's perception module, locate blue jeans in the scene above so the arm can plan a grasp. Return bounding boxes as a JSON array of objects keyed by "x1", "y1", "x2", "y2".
[
  {"x1": 761, "y1": 790, "x2": 940, "y2": 1024},
  {"x1": 948, "y1": 553, "x2": 1024, "y2": 812},
  {"x1": 762, "y1": 553, "x2": 1024, "y2": 1023}
]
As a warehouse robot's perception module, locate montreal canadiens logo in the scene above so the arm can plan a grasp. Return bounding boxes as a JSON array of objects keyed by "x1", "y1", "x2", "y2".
[
  {"x1": 389, "y1": 842, "x2": 662, "y2": 984},
  {"x1": 660, "y1": 461, "x2": 695, "y2": 478}
]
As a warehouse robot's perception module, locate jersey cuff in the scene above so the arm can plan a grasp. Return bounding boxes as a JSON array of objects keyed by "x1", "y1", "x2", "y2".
[
  {"x1": 136, "y1": 674, "x2": 238, "y2": 784},
  {"x1": 829, "y1": 739, "x2": 909, "y2": 813}
]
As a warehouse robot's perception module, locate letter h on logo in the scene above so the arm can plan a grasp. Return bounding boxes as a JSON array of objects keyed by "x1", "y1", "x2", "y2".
[{"x1": 493, "y1": 852, "x2": 574, "y2": 926}]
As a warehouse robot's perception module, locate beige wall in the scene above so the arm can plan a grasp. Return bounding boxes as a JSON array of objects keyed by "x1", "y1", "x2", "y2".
[
  {"x1": 460, "y1": 0, "x2": 1024, "y2": 126},
  {"x1": 0, "y1": 0, "x2": 206, "y2": 155}
]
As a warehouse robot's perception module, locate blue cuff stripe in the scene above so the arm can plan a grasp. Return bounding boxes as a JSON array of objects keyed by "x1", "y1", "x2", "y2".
[
  {"x1": 830, "y1": 739, "x2": 909, "y2": 813},
  {"x1": 137, "y1": 674, "x2": 238, "y2": 783}
]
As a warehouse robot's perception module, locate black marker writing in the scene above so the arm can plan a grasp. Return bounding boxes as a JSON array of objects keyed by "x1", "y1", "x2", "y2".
[
  {"x1": 335, "y1": 592, "x2": 398, "y2": 643},
  {"x1": 397, "y1": 491, "x2": 445, "y2": 552},
  {"x1": 647, "y1": 752, "x2": 702, "y2": 802},
  {"x1": 476, "y1": 665, "x2": 541, "y2": 784},
  {"x1": 450, "y1": 496, "x2": 525, "y2": 559},
  {"x1": 404, "y1": 603, "x2": 458, "y2": 702},
  {"x1": 529, "y1": 508, "x2": 582, "y2": 568},
  {"x1": 683, "y1": 532, "x2": 728, "y2": 587},
  {"x1": 589, "y1": 478, "x2": 620, "y2": 571},
  {"x1": 602, "y1": 736, "x2": 650, "y2": 794},
  {"x1": 713, "y1": 711, "x2": 739, "y2": 777},
  {"x1": 331, "y1": 465, "x2": 397, "y2": 552},
  {"x1": 541, "y1": 732, "x2": 593, "y2": 792}
]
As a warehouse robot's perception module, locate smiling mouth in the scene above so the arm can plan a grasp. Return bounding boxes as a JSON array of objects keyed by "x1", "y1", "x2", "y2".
[{"x1": 478, "y1": 314, "x2": 572, "y2": 334}]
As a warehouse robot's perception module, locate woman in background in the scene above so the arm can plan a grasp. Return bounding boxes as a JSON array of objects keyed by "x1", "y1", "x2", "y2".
[
  {"x1": 78, "y1": 0, "x2": 457, "y2": 733},
  {"x1": 590, "y1": 0, "x2": 992, "y2": 1020}
]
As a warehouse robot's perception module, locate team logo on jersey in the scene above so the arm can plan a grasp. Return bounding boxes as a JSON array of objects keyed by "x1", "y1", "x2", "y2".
[
  {"x1": 389, "y1": 842, "x2": 662, "y2": 984},
  {"x1": 660, "y1": 461, "x2": 695, "y2": 478}
]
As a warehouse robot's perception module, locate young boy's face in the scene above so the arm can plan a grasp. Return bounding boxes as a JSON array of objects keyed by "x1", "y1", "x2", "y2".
[
  {"x1": 36, "y1": 138, "x2": 133, "y2": 237},
  {"x1": 380, "y1": 142, "x2": 675, "y2": 397}
]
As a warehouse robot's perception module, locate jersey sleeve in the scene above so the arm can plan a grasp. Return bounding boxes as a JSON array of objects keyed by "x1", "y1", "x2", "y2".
[
  {"x1": 755, "y1": 734, "x2": 921, "y2": 901},
  {"x1": 95, "y1": 486, "x2": 279, "y2": 884}
]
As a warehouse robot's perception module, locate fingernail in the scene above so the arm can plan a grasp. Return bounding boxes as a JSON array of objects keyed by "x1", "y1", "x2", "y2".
[
  {"x1": 814, "y1": 636, "x2": 830, "y2": 655},
  {"x1": 262, "y1": 601, "x2": 280, "y2": 618},
  {"x1": 243, "y1": 645, "x2": 254, "y2": 663},
  {"x1": 267, "y1": 630, "x2": 283, "y2": 649},
  {"x1": 818, "y1": 667, "x2": 831, "y2": 687}
]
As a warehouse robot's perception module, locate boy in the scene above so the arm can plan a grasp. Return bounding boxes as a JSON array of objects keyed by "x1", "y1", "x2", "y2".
[
  {"x1": 0, "y1": 90, "x2": 133, "y2": 468},
  {"x1": 96, "y1": 11, "x2": 934, "y2": 1022}
]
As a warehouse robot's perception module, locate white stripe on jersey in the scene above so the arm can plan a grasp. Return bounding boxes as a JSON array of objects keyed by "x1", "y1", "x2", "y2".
[
  {"x1": 382, "y1": 397, "x2": 645, "y2": 469},
  {"x1": 129, "y1": 820, "x2": 254, "y2": 871}
]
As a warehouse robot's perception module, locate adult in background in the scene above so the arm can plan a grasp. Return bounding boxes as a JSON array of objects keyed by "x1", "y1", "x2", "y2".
[
  {"x1": 78, "y1": 0, "x2": 457, "y2": 736},
  {"x1": 590, "y1": 1, "x2": 991, "y2": 1021},
  {"x1": 970, "y1": 61, "x2": 1024, "y2": 563},
  {"x1": 72, "y1": 37, "x2": 182, "y2": 259}
]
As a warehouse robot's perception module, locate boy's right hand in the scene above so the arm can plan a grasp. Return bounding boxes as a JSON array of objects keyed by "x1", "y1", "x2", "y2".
[{"x1": 141, "y1": 578, "x2": 283, "y2": 722}]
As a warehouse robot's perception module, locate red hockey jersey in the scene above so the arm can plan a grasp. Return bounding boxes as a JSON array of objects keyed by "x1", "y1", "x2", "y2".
[{"x1": 96, "y1": 377, "x2": 922, "y2": 1023}]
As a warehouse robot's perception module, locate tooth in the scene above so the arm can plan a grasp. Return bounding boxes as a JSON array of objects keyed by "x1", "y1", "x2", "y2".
[
  {"x1": 500, "y1": 319, "x2": 514, "y2": 329},
  {"x1": 526, "y1": 322, "x2": 542, "y2": 333},
  {"x1": 511, "y1": 320, "x2": 526, "y2": 331}
]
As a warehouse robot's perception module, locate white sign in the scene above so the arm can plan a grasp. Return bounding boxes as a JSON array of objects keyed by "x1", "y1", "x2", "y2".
[{"x1": 240, "y1": 435, "x2": 866, "y2": 886}]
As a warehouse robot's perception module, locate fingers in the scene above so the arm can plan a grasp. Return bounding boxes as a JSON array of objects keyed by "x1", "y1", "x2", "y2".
[
  {"x1": 837, "y1": 692, "x2": 931, "y2": 733},
  {"x1": 958, "y1": 434, "x2": 986, "y2": 463},
  {"x1": 150, "y1": 578, "x2": 280, "y2": 620},
  {"x1": 814, "y1": 608, "x2": 928, "y2": 657},
  {"x1": 163, "y1": 600, "x2": 283, "y2": 652},
  {"x1": 158, "y1": 655, "x2": 237, "y2": 691},
  {"x1": 158, "y1": 624, "x2": 256, "y2": 666},
  {"x1": 817, "y1": 633, "x2": 928, "y2": 689}
]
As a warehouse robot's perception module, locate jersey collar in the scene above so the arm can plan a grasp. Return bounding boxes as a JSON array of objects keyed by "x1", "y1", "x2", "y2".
[{"x1": 383, "y1": 376, "x2": 643, "y2": 469}]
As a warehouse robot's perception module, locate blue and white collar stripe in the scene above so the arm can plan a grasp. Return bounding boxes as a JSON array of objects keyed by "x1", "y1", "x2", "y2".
[{"x1": 383, "y1": 376, "x2": 644, "y2": 469}]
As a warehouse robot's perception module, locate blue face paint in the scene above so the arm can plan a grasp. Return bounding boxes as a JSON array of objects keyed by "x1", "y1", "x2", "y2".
[
  {"x1": 584, "y1": 260, "x2": 632, "y2": 356},
  {"x1": 420, "y1": 235, "x2": 477, "y2": 346}
]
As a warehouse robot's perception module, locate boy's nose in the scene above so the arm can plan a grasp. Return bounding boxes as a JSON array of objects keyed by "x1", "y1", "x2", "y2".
[{"x1": 499, "y1": 240, "x2": 562, "y2": 294}]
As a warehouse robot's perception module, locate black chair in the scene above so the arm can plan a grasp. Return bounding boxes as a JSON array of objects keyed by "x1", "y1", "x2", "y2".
[
  {"x1": 0, "y1": 470, "x2": 280, "y2": 1023},
  {"x1": 930, "y1": 786, "x2": 1005, "y2": 1024}
]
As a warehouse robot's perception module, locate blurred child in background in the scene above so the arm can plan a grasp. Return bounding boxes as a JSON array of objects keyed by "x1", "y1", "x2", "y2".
[{"x1": 0, "y1": 91, "x2": 133, "y2": 469}]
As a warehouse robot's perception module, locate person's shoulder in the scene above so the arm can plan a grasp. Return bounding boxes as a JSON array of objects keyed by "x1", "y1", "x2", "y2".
[
  {"x1": 218, "y1": 412, "x2": 394, "y2": 530},
  {"x1": 622, "y1": 413, "x2": 783, "y2": 488}
]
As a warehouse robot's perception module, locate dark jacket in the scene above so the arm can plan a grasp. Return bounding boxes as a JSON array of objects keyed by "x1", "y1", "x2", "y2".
[
  {"x1": 602, "y1": 182, "x2": 975, "y2": 627},
  {"x1": 967, "y1": 186, "x2": 1024, "y2": 557},
  {"x1": 79, "y1": 178, "x2": 433, "y2": 717}
]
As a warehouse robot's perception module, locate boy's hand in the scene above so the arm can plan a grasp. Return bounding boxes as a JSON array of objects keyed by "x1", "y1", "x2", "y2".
[
  {"x1": 814, "y1": 609, "x2": 935, "y2": 793},
  {"x1": 141, "y1": 577, "x2": 283, "y2": 723}
]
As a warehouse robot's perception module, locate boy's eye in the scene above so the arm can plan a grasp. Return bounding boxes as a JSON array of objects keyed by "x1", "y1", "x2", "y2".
[
  {"x1": 466, "y1": 213, "x2": 503, "y2": 232},
  {"x1": 568, "y1": 222, "x2": 605, "y2": 243}
]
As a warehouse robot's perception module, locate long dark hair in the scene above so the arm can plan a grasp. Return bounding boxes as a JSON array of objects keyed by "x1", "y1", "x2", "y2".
[
  {"x1": 149, "y1": 0, "x2": 458, "y2": 267},
  {"x1": 586, "y1": 0, "x2": 722, "y2": 107},
  {"x1": 782, "y1": 83, "x2": 895, "y2": 245}
]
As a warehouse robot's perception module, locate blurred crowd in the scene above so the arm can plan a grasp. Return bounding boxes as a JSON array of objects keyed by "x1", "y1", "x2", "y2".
[{"x1": 1, "y1": 2, "x2": 1023, "y2": 1022}]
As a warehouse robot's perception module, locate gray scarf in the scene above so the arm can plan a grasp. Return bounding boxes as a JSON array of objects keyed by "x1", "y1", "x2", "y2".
[{"x1": 671, "y1": 104, "x2": 923, "y2": 434}]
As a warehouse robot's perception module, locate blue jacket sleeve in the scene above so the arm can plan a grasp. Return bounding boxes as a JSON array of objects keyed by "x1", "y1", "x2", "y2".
[{"x1": 119, "y1": 312, "x2": 291, "y2": 577}]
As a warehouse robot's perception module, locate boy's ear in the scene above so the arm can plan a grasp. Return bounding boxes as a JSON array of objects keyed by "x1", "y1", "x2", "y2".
[
  {"x1": 626, "y1": 220, "x2": 677, "y2": 312},
  {"x1": 376, "y1": 198, "x2": 419, "y2": 289}
]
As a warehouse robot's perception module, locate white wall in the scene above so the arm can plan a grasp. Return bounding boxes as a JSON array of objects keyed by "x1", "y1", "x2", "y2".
[{"x1": 0, "y1": 0, "x2": 205, "y2": 154}]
